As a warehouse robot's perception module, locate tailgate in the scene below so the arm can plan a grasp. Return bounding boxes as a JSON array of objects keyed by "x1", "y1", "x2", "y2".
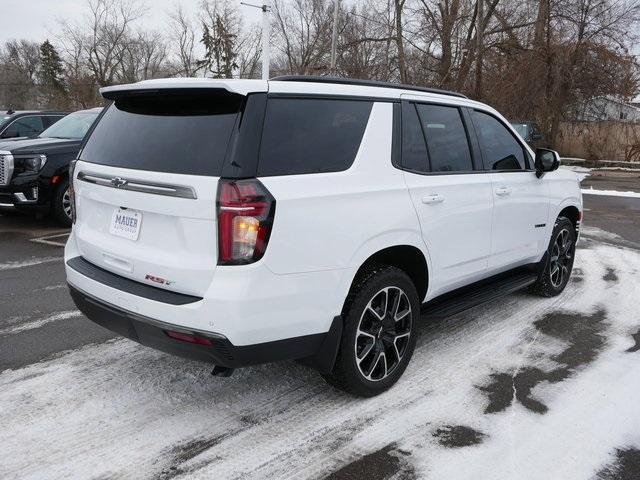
[
  {"x1": 72, "y1": 89, "x2": 244, "y2": 297},
  {"x1": 73, "y1": 162, "x2": 219, "y2": 297}
]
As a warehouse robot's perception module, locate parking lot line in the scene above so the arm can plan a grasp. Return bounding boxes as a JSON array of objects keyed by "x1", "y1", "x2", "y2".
[{"x1": 30, "y1": 232, "x2": 70, "y2": 248}]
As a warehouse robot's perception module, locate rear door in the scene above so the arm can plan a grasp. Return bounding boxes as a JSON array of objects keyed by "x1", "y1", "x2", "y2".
[
  {"x1": 469, "y1": 109, "x2": 549, "y2": 269},
  {"x1": 73, "y1": 89, "x2": 246, "y2": 297},
  {"x1": 401, "y1": 99, "x2": 493, "y2": 297}
]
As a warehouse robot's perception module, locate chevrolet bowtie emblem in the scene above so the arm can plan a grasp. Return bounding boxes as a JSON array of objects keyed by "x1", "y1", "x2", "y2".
[{"x1": 111, "y1": 177, "x2": 127, "y2": 188}]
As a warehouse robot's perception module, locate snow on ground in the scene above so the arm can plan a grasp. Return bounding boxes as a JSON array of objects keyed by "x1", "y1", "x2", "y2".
[
  {"x1": 0, "y1": 310, "x2": 82, "y2": 336},
  {"x1": 0, "y1": 256, "x2": 62, "y2": 271},
  {"x1": 560, "y1": 165, "x2": 591, "y2": 182},
  {"x1": 581, "y1": 188, "x2": 640, "y2": 198},
  {"x1": 1, "y1": 235, "x2": 640, "y2": 480}
]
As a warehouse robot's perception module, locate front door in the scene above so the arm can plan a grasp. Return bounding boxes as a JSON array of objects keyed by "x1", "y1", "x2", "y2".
[{"x1": 469, "y1": 109, "x2": 550, "y2": 270}]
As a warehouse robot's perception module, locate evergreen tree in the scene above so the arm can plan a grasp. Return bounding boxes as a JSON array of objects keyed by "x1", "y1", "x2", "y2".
[
  {"x1": 38, "y1": 40, "x2": 66, "y2": 92},
  {"x1": 197, "y1": 16, "x2": 238, "y2": 78},
  {"x1": 38, "y1": 40, "x2": 68, "y2": 108}
]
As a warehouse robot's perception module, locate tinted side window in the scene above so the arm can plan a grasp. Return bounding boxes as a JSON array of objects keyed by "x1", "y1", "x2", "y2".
[
  {"x1": 258, "y1": 98, "x2": 372, "y2": 176},
  {"x1": 472, "y1": 110, "x2": 526, "y2": 171},
  {"x1": 416, "y1": 104, "x2": 473, "y2": 172},
  {"x1": 401, "y1": 103, "x2": 428, "y2": 172},
  {"x1": 3, "y1": 116, "x2": 43, "y2": 137}
]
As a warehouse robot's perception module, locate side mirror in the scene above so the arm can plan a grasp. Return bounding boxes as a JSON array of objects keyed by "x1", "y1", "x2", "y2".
[
  {"x1": 535, "y1": 148, "x2": 560, "y2": 178},
  {"x1": 0, "y1": 130, "x2": 19, "y2": 139}
]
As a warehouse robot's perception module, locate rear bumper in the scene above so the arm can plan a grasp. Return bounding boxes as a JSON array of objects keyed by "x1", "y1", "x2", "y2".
[{"x1": 69, "y1": 283, "x2": 339, "y2": 370}]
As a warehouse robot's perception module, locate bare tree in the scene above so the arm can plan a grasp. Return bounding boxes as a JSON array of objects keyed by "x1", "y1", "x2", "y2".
[
  {"x1": 120, "y1": 31, "x2": 168, "y2": 82},
  {"x1": 0, "y1": 40, "x2": 41, "y2": 108},
  {"x1": 58, "y1": 0, "x2": 145, "y2": 87},
  {"x1": 168, "y1": 5, "x2": 200, "y2": 76},
  {"x1": 271, "y1": 0, "x2": 334, "y2": 75}
]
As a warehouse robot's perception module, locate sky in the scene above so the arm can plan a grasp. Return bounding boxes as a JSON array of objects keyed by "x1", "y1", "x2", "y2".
[{"x1": 0, "y1": 0, "x2": 264, "y2": 45}]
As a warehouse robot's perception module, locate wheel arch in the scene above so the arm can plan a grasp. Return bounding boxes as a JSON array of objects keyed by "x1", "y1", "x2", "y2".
[
  {"x1": 555, "y1": 202, "x2": 582, "y2": 239},
  {"x1": 345, "y1": 244, "x2": 430, "y2": 306},
  {"x1": 557, "y1": 205, "x2": 580, "y2": 227}
]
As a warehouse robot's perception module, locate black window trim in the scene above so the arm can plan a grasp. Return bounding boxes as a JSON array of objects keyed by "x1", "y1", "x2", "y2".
[
  {"x1": 397, "y1": 99, "x2": 481, "y2": 176},
  {"x1": 468, "y1": 107, "x2": 535, "y2": 172},
  {"x1": 391, "y1": 102, "x2": 402, "y2": 169}
]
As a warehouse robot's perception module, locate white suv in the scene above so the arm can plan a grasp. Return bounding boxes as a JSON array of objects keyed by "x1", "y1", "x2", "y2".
[{"x1": 65, "y1": 76, "x2": 582, "y2": 396}]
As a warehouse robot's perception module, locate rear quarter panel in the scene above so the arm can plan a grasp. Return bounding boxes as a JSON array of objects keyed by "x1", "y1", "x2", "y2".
[{"x1": 259, "y1": 102, "x2": 429, "y2": 304}]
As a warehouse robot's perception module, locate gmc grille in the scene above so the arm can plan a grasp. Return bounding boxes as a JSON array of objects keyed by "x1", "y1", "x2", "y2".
[{"x1": 0, "y1": 153, "x2": 14, "y2": 186}]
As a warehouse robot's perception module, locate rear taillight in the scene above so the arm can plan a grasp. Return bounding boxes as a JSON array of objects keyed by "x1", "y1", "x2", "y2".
[
  {"x1": 217, "y1": 178, "x2": 275, "y2": 265},
  {"x1": 69, "y1": 160, "x2": 77, "y2": 224}
]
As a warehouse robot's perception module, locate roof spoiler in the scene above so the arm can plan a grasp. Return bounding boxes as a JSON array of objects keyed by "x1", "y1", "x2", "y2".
[{"x1": 100, "y1": 79, "x2": 268, "y2": 100}]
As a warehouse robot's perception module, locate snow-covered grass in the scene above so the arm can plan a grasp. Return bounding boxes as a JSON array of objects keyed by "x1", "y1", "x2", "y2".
[{"x1": 1, "y1": 237, "x2": 639, "y2": 479}]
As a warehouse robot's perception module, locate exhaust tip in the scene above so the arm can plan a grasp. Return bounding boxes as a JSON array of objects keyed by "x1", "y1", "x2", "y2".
[{"x1": 211, "y1": 365, "x2": 235, "y2": 377}]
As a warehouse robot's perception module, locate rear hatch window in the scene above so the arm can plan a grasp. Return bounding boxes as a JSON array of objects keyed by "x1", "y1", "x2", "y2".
[{"x1": 80, "y1": 89, "x2": 242, "y2": 176}]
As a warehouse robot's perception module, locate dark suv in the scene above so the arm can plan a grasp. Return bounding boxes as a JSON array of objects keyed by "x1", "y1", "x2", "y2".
[
  {"x1": 0, "y1": 110, "x2": 68, "y2": 140},
  {"x1": 0, "y1": 107, "x2": 102, "y2": 226},
  {"x1": 510, "y1": 120, "x2": 546, "y2": 149}
]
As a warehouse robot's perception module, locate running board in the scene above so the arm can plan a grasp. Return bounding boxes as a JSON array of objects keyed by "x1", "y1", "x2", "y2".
[{"x1": 422, "y1": 270, "x2": 538, "y2": 320}]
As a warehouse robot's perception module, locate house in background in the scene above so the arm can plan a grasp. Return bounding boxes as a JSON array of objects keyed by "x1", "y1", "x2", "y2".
[{"x1": 573, "y1": 95, "x2": 640, "y2": 122}]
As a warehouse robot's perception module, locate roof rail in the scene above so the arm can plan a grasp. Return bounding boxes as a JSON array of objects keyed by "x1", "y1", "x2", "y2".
[{"x1": 270, "y1": 75, "x2": 467, "y2": 99}]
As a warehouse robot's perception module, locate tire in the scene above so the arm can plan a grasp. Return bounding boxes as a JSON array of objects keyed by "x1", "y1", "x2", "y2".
[
  {"x1": 529, "y1": 216, "x2": 576, "y2": 297},
  {"x1": 52, "y1": 179, "x2": 72, "y2": 227},
  {"x1": 322, "y1": 265, "x2": 419, "y2": 397}
]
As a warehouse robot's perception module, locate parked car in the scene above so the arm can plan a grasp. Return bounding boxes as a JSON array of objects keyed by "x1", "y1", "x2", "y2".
[
  {"x1": 0, "y1": 107, "x2": 102, "y2": 226},
  {"x1": 510, "y1": 120, "x2": 546, "y2": 149},
  {"x1": 65, "y1": 77, "x2": 582, "y2": 397},
  {"x1": 0, "y1": 110, "x2": 68, "y2": 140}
]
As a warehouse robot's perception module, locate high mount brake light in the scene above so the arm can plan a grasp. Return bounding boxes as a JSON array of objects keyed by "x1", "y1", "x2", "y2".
[{"x1": 217, "y1": 179, "x2": 275, "y2": 265}]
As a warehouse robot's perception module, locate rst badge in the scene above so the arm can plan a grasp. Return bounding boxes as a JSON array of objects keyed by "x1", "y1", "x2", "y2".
[
  {"x1": 144, "y1": 274, "x2": 173, "y2": 286},
  {"x1": 109, "y1": 208, "x2": 142, "y2": 241}
]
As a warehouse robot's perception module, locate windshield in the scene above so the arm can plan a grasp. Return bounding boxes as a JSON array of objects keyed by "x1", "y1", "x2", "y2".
[
  {"x1": 510, "y1": 123, "x2": 528, "y2": 138},
  {"x1": 40, "y1": 111, "x2": 99, "y2": 140}
]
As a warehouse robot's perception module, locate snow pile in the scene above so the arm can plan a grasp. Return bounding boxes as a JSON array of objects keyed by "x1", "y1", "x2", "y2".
[{"x1": 581, "y1": 188, "x2": 640, "y2": 198}]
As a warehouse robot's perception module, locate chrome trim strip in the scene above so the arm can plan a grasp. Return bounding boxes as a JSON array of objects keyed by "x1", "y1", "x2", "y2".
[{"x1": 77, "y1": 171, "x2": 197, "y2": 199}]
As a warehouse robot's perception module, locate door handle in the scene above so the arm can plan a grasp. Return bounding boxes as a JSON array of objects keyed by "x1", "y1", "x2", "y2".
[
  {"x1": 495, "y1": 186, "x2": 512, "y2": 196},
  {"x1": 422, "y1": 194, "x2": 445, "y2": 204}
]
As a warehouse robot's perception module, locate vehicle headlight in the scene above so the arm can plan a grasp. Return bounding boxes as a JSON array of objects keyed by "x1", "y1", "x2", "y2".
[{"x1": 17, "y1": 154, "x2": 47, "y2": 173}]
